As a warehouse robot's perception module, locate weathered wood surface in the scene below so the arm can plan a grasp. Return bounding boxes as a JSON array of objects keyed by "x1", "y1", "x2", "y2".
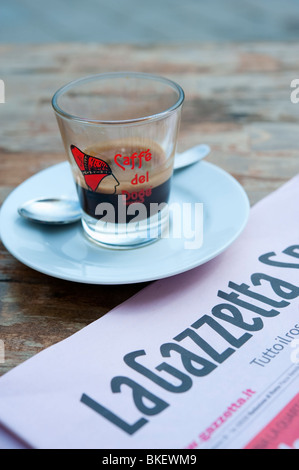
[
  {"x1": 2, "y1": 0, "x2": 299, "y2": 43},
  {"x1": 1, "y1": 42, "x2": 299, "y2": 376}
]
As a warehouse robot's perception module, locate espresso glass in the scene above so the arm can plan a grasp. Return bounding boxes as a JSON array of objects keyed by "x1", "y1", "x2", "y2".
[{"x1": 52, "y1": 72, "x2": 184, "y2": 249}]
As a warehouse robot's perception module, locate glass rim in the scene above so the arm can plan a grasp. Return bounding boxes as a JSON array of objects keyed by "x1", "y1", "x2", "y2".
[{"x1": 51, "y1": 72, "x2": 185, "y2": 125}]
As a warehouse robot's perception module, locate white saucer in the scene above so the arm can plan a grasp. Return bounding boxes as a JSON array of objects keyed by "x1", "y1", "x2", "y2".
[{"x1": 0, "y1": 161, "x2": 249, "y2": 284}]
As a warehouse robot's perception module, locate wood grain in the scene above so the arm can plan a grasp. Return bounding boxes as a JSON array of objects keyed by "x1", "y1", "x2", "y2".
[{"x1": 1, "y1": 42, "x2": 299, "y2": 376}]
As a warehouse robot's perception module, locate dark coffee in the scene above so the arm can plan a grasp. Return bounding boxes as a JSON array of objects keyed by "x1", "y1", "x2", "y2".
[{"x1": 76, "y1": 178, "x2": 172, "y2": 224}]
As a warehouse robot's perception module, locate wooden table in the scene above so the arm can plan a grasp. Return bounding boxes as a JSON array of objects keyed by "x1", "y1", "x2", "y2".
[{"x1": 1, "y1": 42, "x2": 299, "y2": 377}]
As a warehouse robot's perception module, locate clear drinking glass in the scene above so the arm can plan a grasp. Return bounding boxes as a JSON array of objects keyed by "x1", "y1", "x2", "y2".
[{"x1": 52, "y1": 72, "x2": 184, "y2": 249}]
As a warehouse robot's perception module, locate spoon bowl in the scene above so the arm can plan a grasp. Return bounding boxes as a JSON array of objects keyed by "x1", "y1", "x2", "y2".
[{"x1": 18, "y1": 198, "x2": 82, "y2": 225}]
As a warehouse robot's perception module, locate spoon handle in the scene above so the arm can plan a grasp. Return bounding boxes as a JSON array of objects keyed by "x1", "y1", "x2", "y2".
[{"x1": 174, "y1": 144, "x2": 210, "y2": 170}]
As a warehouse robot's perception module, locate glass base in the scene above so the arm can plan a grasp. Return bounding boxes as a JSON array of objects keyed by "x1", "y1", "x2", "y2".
[{"x1": 81, "y1": 207, "x2": 169, "y2": 250}]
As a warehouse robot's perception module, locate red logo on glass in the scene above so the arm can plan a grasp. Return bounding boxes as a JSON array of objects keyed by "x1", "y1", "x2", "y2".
[{"x1": 71, "y1": 145, "x2": 119, "y2": 193}]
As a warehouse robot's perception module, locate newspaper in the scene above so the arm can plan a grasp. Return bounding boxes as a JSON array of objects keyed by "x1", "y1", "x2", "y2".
[{"x1": 0, "y1": 175, "x2": 298, "y2": 449}]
